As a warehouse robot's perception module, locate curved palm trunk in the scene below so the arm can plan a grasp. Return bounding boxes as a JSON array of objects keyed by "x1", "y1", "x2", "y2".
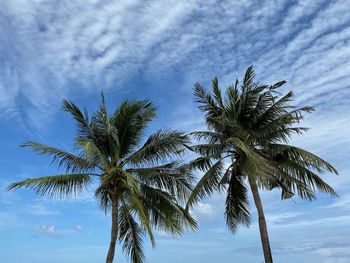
[
  {"x1": 106, "y1": 196, "x2": 119, "y2": 263},
  {"x1": 248, "y1": 177, "x2": 273, "y2": 263}
]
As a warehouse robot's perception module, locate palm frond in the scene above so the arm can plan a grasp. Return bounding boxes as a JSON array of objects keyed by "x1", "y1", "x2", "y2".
[
  {"x1": 63, "y1": 100, "x2": 91, "y2": 139},
  {"x1": 7, "y1": 173, "x2": 94, "y2": 198},
  {"x1": 190, "y1": 131, "x2": 224, "y2": 144},
  {"x1": 225, "y1": 170, "x2": 251, "y2": 232},
  {"x1": 94, "y1": 93, "x2": 121, "y2": 161},
  {"x1": 270, "y1": 80, "x2": 286, "y2": 90},
  {"x1": 124, "y1": 130, "x2": 189, "y2": 166},
  {"x1": 186, "y1": 156, "x2": 216, "y2": 172},
  {"x1": 119, "y1": 199, "x2": 145, "y2": 263},
  {"x1": 269, "y1": 144, "x2": 338, "y2": 174},
  {"x1": 128, "y1": 162, "x2": 194, "y2": 202},
  {"x1": 21, "y1": 141, "x2": 97, "y2": 172},
  {"x1": 186, "y1": 158, "x2": 224, "y2": 209},
  {"x1": 140, "y1": 184, "x2": 197, "y2": 234},
  {"x1": 194, "y1": 82, "x2": 222, "y2": 118},
  {"x1": 190, "y1": 143, "x2": 226, "y2": 158},
  {"x1": 212, "y1": 77, "x2": 224, "y2": 108},
  {"x1": 272, "y1": 169, "x2": 316, "y2": 200},
  {"x1": 95, "y1": 184, "x2": 112, "y2": 211},
  {"x1": 121, "y1": 180, "x2": 156, "y2": 248},
  {"x1": 78, "y1": 140, "x2": 110, "y2": 169},
  {"x1": 277, "y1": 159, "x2": 337, "y2": 197},
  {"x1": 227, "y1": 137, "x2": 276, "y2": 176},
  {"x1": 112, "y1": 100, "x2": 156, "y2": 158},
  {"x1": 224, "y1": 81, "x2": 240, "y2": 121}
]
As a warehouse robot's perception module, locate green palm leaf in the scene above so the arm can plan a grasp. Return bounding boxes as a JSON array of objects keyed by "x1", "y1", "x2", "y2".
[
  {"x1": 7, "y1": 173, "x2": 94, "y2": 198},
  {"x1": 119, "y1": 199, "x2": 145, "y2": 263},
  {"x1": 112, "y1": 100, "x2": 156, "y2": 158},
  {"x1": 21, "y1": 141, "x2": 97, "y2": 172},
  {"x1": 128, "y1": 162, "x2": 193, "y2": 202},
  {"x1": 225, "y1": 170, "x2": 251, "y2": 232},
  {"x1": 124, "y1": 130, "x2": 189, "y2": 166},
  {"x1": 186, "y1": 158, "x2": 224, "y2": 209}
]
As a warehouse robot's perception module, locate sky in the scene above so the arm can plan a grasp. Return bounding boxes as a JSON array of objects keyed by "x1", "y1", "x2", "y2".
[{"x1": 0, "y1": 0, "x2": 350, "y2": 262}]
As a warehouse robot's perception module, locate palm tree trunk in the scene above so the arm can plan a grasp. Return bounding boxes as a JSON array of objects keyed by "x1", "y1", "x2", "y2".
[
  {"x1": 106, "y1": 196, "x2": 119, "y2": 263},
  {"x1": 248, "y1": 177, "x2": 273, "y2": 263}
]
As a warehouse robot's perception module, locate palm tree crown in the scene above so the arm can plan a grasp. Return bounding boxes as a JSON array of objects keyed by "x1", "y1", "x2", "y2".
[
  {"x1": 8, "y1": 94, "x2": 196, "y2": 263},
  {"x1": 186, "y1": 66, "x2": 338, "y2": 263}
]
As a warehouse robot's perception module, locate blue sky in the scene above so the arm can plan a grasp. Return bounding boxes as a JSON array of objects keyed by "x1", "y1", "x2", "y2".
[{"x1": 1, "y1": 0, "x2": 350, "y2": 262}]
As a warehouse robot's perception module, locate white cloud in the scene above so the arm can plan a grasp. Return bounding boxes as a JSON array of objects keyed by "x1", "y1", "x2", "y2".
[
  {"x1": 0, "y1": 212, "x2": 19, "y2": 228},
  {"x1": 34, "y1": 225, "x2": 59, "y2": 237},
  {"x1": 74, "y1": 225, "x2": 84, "y2": 234},
  {"x1": 1, "y1": 0, "x2": 348, "y2": 134},
  {"x1": 273, "y1": 214, "x2": 350, "y2": 229},
  {"x1": 33, "y1": 224, "x2": 84, "y2": 238},
  {"x1": 316, "y1": 246, "x2": 350, "y2": 258},
  {"x1": 266, "y1": 212, "x2": 302, "y2": 225},
  {"x1": 324, "y1": 193, "x2": 350, "y2": 210},
  {"x1": 25, "y1": 204, "x2": 60, "y2": 216},
  {"x1": 191, "y1": 202, "x2": 215, "y2": 221},
  {"x1": 0, "y1": 0, "x2": 200, "y2": 128}
]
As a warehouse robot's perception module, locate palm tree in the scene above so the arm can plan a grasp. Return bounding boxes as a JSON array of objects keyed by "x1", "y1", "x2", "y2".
[
  {"x1": 186, "y1": 66, "x2": 338, "y2": 263},
  {"x1": 8, "y1": 94, "x2": 196, "y2": 263}
]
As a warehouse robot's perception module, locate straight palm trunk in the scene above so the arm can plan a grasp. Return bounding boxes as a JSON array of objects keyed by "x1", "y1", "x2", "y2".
[
  {"x1": 248, "y1": 177, "x2": 273, "y2": 263},
  {"x1": 106, "y1": 197, "x2": 119, "y2": 263}
]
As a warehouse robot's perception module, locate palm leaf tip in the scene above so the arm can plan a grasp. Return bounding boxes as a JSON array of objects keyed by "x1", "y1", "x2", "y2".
[
  {"x1": 6, "y1": 181, "x2": 25, "y2": 191},
  {"x1": 270, "y1": 80, "x2": 286, "y2": 90}
]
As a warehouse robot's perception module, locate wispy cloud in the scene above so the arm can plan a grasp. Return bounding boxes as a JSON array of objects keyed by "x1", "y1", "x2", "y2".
[
  {"x1": 25, "y1": 204, "x2": 60, "y2": 216},
  {"x1": 266, "y1": 212, "x2": 302, "y2": 225},
  {"x1": 0, "y1": 211, "x2": 19, "y2": 228},
  {"x1": 191, "y1": 202, "x2": 216, "y2": 221},
  {"x1": 0, "y1": 0, "x2": 199, "y2": 128},
  {"x1": 1, "y1": 0, "x2": 349, "y2": 133},
  {"x1": 33, "y1": 224, "x2": 84, "y2": 238},
  {"x1": 1, "y1": 1, "x2": 350, "y2": 262},
  {"x1": 34, "y1": 225, "x2": 59, "y2": 237},
  {"x1": 325, "y1": 194, "x2": 350, "y2": 210},
  {"x1": 316, "y1": 246, "x2": 350, "y2": 259}
]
